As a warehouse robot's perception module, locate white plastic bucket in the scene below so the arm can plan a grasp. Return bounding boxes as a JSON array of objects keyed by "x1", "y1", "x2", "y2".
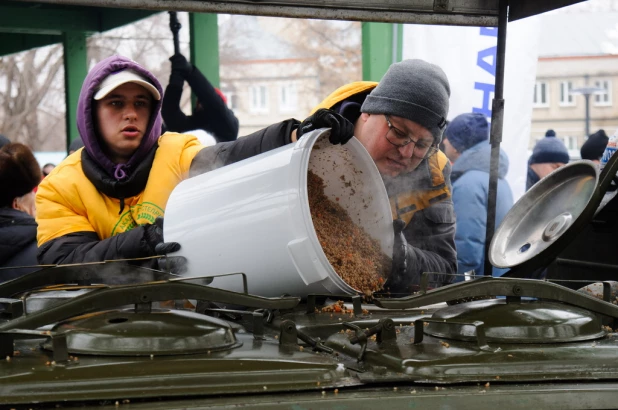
[{"x1": 164, "y1": 128, "x2": 393, "y2": 298}]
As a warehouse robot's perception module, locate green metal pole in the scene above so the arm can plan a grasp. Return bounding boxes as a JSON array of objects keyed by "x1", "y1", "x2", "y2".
[
  {"x1": 62, "y1": 31, "x2": 87, "y2": 152},
  {"x1": 189, "y1": 12, "x2": 220, "y2": 110},
  {"x1": 361, "y1": 22, "x2": 402, "y2": 81}
]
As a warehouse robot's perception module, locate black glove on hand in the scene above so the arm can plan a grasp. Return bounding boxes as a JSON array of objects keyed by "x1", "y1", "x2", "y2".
[
  {"x1": 144, "y1": 217, "x2": 188, "y2": 274},
  {"x1": 385, "y1": 219, "x2": 412, "y2": 293},
  {"x1": 297, "y1": 108, "x2": 354, "y2": 145},
  {"x1": 169, "y1": 53, "x2": 193, "y2": 77}
]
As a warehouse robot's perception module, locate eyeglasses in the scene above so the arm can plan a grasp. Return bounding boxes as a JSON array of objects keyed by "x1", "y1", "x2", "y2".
[{"x1": 384, "y1": 115, "x2": 439, "y2": 159}]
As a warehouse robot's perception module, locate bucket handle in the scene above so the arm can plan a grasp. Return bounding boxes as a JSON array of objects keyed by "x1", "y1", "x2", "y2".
[{"x1": 286, "y1": 238, "x2": 328, "y2": 285}]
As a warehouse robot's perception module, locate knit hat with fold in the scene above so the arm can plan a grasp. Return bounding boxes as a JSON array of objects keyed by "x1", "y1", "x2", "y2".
[
  {"x1": 444, "y1": 113, "x2": 489, "y2": 152},
  {"x1": 529, "y1": 132, "x2": 570, "y2": 165},
  {"x1": 361, "y1": 59, "x2": 450, "y2": 142},
  {"x1": 580, "y1": 129, "x2": 608, "y2": 161}
]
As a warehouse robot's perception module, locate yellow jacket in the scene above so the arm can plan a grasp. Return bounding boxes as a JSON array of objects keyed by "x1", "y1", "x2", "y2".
[{"x1": 36, "y1": 133, "x2": 203, "y2": 246}]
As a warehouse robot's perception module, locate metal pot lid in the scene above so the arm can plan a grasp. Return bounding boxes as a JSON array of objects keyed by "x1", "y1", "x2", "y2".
[
  {"x1": 45, "y1": 309, "x2": 240, "y2": 356},
  {"x1": 424, "y1": 299, "x2": 605, "y2": 343},
  {"x1": 489, "y1": 160, "x2": 600, "y2": 272}
]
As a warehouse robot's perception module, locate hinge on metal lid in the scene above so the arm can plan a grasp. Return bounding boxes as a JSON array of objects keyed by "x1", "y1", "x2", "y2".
[{"x1": 434, "y1": 0, "x2": 449, "y2": 11}]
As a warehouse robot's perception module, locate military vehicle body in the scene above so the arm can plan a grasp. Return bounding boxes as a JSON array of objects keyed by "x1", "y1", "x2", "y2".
[{"x1": 2, "y1": 263, "x2": 618, "y2": 409}]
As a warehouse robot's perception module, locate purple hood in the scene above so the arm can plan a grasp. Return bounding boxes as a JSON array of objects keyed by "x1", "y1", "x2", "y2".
[{"x1": 77, "y1": 55, "x2": 163, "y2": 180}]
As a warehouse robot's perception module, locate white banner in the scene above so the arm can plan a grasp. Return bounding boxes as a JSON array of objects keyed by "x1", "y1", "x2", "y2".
[{"x1": 403, "y1": 17, "x2": 542, "y2": 200}]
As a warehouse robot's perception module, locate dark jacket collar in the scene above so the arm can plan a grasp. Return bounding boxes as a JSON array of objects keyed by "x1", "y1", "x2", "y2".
[{"x1": 81, "y1": 144, "x2": 158, "y2": 200}]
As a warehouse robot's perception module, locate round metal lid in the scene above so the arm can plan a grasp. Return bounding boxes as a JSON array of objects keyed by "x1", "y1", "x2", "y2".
[
  {"x1": 45, "y1": 309, "x2": 240, "y2": 356},
  {"x1": 425, "y1": 299, "x2": 605, "y2": 343},
  {"x1": 489, "y1": 161, "x2": 599, "y2": 270}
]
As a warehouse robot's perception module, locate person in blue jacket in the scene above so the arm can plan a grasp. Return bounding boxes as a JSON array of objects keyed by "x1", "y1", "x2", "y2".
[{"x1": 442, "y1": 113, "x2": 513, "y2": 279}]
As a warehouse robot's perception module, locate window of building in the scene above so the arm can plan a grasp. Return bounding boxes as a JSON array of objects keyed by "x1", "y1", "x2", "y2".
[
  {"x1": 533, "y1": 81, "x2": 549, "y2": 107},
  {"x1": 594, "y1": 79, "x2": 612, "y2": 106},
  {"x1": 279, "y1": 82, "x2": 298, "y2": 113},
  {"x1": 220, "y1": 85, "x2": 238, "y2": 111},
  {"x1": 249, "y1": 85, "x2": 269, "y2": 113},
  {"x1": 563, "y1": 135, "x2": 577, "y2": 150},
  {"x1": 559, "y1": 81, "x2": 575, "y2": 106},
  {"x1": 229, "y1": 94, "x2": 239, "y2": 111}
]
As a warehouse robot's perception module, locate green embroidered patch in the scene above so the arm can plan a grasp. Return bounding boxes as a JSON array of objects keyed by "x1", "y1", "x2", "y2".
[{"x1": 111, "y1": 202, "x2": 164, "y2": 236}]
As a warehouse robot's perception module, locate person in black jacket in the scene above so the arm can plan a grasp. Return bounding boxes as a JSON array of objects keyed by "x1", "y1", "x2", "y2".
[
  {"x1": 162, "y1": 53, "x2": 239, "y2": 143},
  {"x1": 0, "y1": 142, "x2": 42, "y2": 282}
]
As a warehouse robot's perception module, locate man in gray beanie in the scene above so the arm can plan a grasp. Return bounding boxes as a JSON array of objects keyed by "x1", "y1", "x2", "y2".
[{"x1": 307, "y1": 59, "x2": 456, "y2": 293}]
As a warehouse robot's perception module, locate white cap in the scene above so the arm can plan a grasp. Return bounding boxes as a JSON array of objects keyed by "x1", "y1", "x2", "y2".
[{"x1": 94, "y1": 70, "x2": 161, "y2": 101}]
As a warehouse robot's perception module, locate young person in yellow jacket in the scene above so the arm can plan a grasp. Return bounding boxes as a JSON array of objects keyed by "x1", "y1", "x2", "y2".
[
  {"x1": 311, "y1": 59, "x2": 456, "y2": 292},
  {"x1": 36, "y1": 55, "x2": 352, "y2": 269}
]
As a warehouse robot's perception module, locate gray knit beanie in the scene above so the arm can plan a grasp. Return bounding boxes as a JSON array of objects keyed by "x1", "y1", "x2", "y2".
[
  {"x1": 361, "y1": 59, "x2": 450, "y2": 142},
  {"x1": 529, "y1": 134, "x2": 570, "y2": 165}
]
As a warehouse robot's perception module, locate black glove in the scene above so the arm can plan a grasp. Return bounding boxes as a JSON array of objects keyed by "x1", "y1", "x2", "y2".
[
  {"x1": 385, "y1": 219, "x2": 411, "y2": 293},
  {"x1": 169, "y1": 53, "x2": 193, "y2": 77},
  {"x1": 144, "y1": 217, "x2": 188, "y2": 274},
  {"x1": 297, "y1": 108, "x2": 354, "y2": 145}
]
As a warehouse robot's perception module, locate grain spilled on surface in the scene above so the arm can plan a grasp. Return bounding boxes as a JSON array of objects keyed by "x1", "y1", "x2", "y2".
[{"x1": 308, "y1": 171, "x2": 391, "y2": 295}]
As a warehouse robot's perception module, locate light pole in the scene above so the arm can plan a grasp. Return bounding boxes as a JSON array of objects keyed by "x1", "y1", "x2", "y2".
[{"x1": 572, "y1": 86, "x2": 604, "y2": 137}]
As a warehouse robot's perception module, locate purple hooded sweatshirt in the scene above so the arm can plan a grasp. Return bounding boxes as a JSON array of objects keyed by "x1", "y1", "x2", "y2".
[{"x1": 77, "y1": 55, "x2": 163, "y2": 180}]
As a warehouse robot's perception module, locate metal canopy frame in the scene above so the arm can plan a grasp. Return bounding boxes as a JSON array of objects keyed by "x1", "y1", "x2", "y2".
[
  {"x1": 4, "y1": 0, "x2": 587, "y2": 272},
  {"x1": 7, "y1": 0, "x2": 586, "y2": 25}
]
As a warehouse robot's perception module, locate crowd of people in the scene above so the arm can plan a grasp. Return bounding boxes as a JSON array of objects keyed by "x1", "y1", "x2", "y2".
[{"x1": 0, "y1": 52, "x2": 609, "y2": 289}]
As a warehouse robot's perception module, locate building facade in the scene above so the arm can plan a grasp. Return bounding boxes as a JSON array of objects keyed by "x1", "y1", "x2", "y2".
[
  {"x1": 218, "y1": 15, "x2": 320, "y2": 136},
  {"x1": 530, "y1": 12, "x2": 618, "y2": 157}
]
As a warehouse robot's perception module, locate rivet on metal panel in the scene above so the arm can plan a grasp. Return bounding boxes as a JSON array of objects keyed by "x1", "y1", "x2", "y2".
[
  {"x1": 279, "y1": 320, "x2": 298, "y2": 346},
  {"x1": 512, "y1": 285, "x2": 523, "y2": 296},
  {"x1": 377, "y1": 318, "x2": 397, "y2": 343}
]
